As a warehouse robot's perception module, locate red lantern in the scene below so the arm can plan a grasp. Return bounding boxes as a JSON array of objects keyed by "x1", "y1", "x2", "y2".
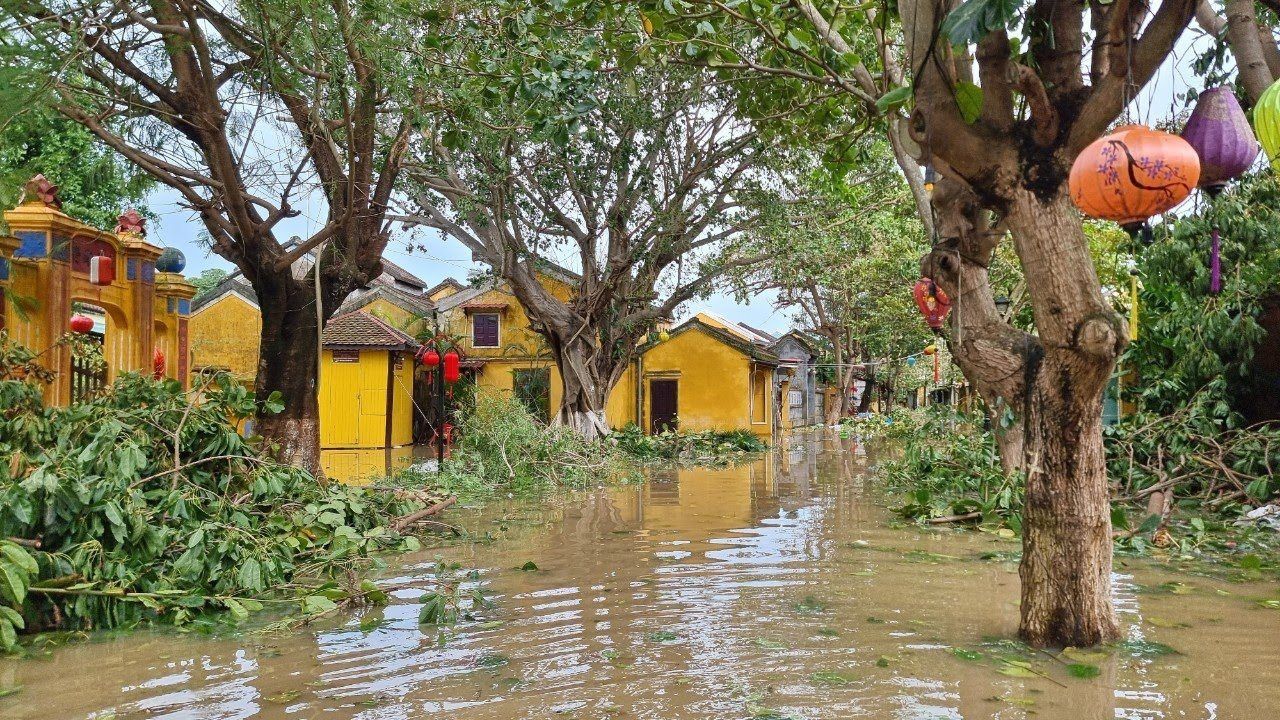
[
  {"x1": 1069, "y1": 124, "x2": 1200, "y2": 232},
  {"x1": 420, "y1": 348, "x2": 441, "y2": 367},
  {"x1": 153, "y1": 347, "x2": 166, "y2": 379},
  {"x1": 69, "y1": 314, "x2": 94, "y2": 334},
  {"x1": 443, "y1": 350, "x2": 461, "y2": 384},
  {"x1": 88, "y1": 254, "x2": 114, "y2": 286},
  {"x1": 912, "y1": 279, "x2": 952, "y2": 331}
]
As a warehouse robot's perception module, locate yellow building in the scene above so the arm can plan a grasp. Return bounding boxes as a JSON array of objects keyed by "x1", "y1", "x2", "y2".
[
  {"x1": 636, "y1": 316, "x2": 780, "y2": 437},
  {"x1": 0, "y1": 176, "x2": 195, "y2": 404}
]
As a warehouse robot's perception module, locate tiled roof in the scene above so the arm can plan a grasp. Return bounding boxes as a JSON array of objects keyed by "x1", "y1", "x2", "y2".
[
  {"x1": 641, "y1": 318, "x2": 779, "y2": 364},
  {"x1": 425, "y1": 277, "x2": 465, "y2": 297},
  {"x1": 322, "y1": 311, "x2": 418, "y2": 350},
  {"x1": 461, "y1": 300, "x2": 509, "y2": 312},
  {"x1": 379, "y1": 257, "x2": 429, "y2": 290},
  {"x1": 191, "y1": 275, "x2": 257, "y2": 312},
  {"x1": 338, "y1": 284, "x2": 435, "y2": 318}
]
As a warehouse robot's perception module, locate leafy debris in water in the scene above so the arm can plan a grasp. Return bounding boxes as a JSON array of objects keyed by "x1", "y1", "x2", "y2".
[
  {"x1": 1066, "y1": 663, "x2": 1101, "y2": 679},
  {"x1": 645, "y1": 630, "x2": 679, "y2": 642},
  {"x1": 794, "y1": 595, "x2": 827, "y2": 613},
  {"x1": 753, "y1": 638, "x2": 787, "y2": 650},
  {"x1": 476, "y1": 653, "x2": 511, "y2": 669},
  {"x1": 951, "y1": 648, "x2": 983, "y2": 661},
  {"x1": 519, "y1": 561, "x2": 539, "y2": 571}
]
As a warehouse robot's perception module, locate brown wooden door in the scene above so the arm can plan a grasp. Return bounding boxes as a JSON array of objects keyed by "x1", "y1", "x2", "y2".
[{"x1": 650, "y1": 379, "x2": 678, "y2": 434}]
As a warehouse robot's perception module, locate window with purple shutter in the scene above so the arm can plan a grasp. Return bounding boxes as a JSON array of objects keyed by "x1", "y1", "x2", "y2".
[{"x1": 473, "y1": 313, "x2": 499, "y2": 347}]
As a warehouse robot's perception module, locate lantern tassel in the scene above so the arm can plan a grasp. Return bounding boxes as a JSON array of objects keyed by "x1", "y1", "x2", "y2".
[
  {"x1": 1129, "y1": 273, "x2": 1140, "y2": 341},
  {"x1": 1210, "y1": 226, "x2": 1222, "y2": 295}
]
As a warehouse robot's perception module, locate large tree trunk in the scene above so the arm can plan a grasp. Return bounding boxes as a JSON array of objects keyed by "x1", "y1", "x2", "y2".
[
  {"x1": 254, "y1": 279, "x2": 323, "y2": 475},
  {"x1": 1006, "y1": 189, "x2": 1124, "y2": 647},
  {"x1": 547, "y1": 326, "x2": 623, "y2": 441}
]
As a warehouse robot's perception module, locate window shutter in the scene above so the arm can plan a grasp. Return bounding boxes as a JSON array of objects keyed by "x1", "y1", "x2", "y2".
[{"x1": 473, "y1": 314, "x2": 499, "y2": 346}]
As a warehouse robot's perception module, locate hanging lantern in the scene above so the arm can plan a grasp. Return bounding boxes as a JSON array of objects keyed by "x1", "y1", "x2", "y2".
[
  {"x1": 1181, "y1": 87, "x2": 1259, "y2": 194},
  {"x1": 88, "y1": 254, "x2": 114, "y2": 286},
  {"x1": 419, "y1": 348, "x2": 440, "y2": 367},
  {"x1": 906, "y1": 356, "x2": 918, "y2": 367},
  {"x1": 69, "y1": 314, "x2": 94, "y2": 334},
  {"x1": 1069, "y1": 125, "x2": 1200, "y2": 235},
  {"x1": 1182, "y1": 87, "x2": 1258, "y2": 295},
  {"x1": 922, "y1": 344, "x2": 937, "y2": 356},
  {"x1": 156, "y1": 247, "x2": 186, "y2": 274},
  {"x1": 1256, "y1": 78, "x2": 1280, "y2": 169},
  {"x1": 912, "y1": 279, "x2": 951, "y2": 331},
  {"x1": 657, "y1": 329, "x2": 670, "y2": 342},
  {"x1": 442, "y1": 350, "x2": 461, "y2": 384},
  {"x1": 153, "y1": 347, "x2": 166, "y2": 379}
]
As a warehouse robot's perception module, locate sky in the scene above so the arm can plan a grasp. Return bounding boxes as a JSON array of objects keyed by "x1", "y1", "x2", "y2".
[{"x1": 143, "y1": 24, "x2": 1219, "y2": 337}]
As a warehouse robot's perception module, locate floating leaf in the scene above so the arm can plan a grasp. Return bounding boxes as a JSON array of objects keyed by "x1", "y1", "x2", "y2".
[
  {"x1": 1060, "y1": 647, "x2": 1109, "y2": 663},
  {"x1": 997, "y1": 661, "x2": 1039, "y2": 678},
  {"x1": 952, "y1": 648, "x2": 983, "y2": 661},
  {"x1": 1066, "y1": 663, "x2": 1101, "y2": 679},
  {"x1": 1144, "y1": 616, "x2": 1190, "y2": 629},
  {"x1": 753, "y1": 637, "x2": 787, "y2": 650},
  {"x1": 264, "y1": 690, "x2": 301, "y2": 704},
  {"x1": 519, "y1": 561, "x2": 539, "y2": 571},
  {"x1": 1114, "y1": 639, "x2": 1179, "y2": 657},
  {"x1": 645, "y1": 630, "x2": 679, "y2": 642},
  {"x1": 476, "y1": 653, "x2": 510, "y2": 668},
  {"x1": 875, "y1": 656, "x2": 891, "y2": 668},
  {"x1": 811, "y1": 670, "x2": 856, "y2": 684}
]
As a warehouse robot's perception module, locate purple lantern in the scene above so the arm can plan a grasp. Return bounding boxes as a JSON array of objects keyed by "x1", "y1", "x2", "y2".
[
  {"x1": 1181, "y1": 86, "x2": 1259, "y2": 192},
  {"x1": 1180, "y1": 87, "x2": 1259, "y2": 294}
]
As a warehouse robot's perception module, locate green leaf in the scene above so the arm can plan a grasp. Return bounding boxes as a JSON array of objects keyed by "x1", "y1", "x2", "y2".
[
  {"x1": 955, "y1": 81, "x2": 983, "y2": 123},
  {"x1": 0, "y1": 545, "x2": 38, "y2": 576},
  {"x1": 951, "y1": 648, "x2": 982, "y2": 660},
  {"x1": 0, "y1": 605, "x2": 24, "y2": 630},
  {"x1": 262, "y1": 391, "x2": 285, "y2": 415},
  {"x1": 519, "y1": 561, "x2": 539, "y2": 571},
  {"x1": 302, "y1": 595, "x2": 338, "y2": 615},
  {"x1": 236, "y1": 558, "x2": 264, "y2": 592},
  {"x1": 941, "y1": 0, "x2": 1021, "y2": 46},
  {"x1": 224, "y1": 598, "x2": 249, "y2": 619},
  {"x1": 0, "y1": 566, "x2": 26, "y2": 606},
  {"x1": 875, "y1": 85, "x2": 912, "y2": 113},
  {"x1": 0, "y1": 619, "x2": 15, "y2": 650},
  {"x1": 1066, "y1": 663, "x2": 1101, "y2": 679}
]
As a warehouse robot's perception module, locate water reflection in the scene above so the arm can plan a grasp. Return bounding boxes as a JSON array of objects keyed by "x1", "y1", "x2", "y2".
[{"x1": 2, "y1": 432, "x2": 1277, "y2": 720}]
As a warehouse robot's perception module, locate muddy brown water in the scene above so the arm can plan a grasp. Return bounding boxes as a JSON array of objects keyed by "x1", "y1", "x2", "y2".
[{"x1": 2, "y1": 432, "x2": 1278, "y2": 719}]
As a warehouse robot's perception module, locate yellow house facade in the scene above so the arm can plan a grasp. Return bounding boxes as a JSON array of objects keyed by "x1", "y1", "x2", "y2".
[{"x1": 0, "y1": 177, "x2": 195, "y2": 404}]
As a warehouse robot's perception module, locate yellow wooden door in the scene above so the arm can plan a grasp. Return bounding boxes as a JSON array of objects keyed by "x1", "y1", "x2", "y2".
[{"x1": 322, "y1": 350, "x2": 364, "y2": 447}]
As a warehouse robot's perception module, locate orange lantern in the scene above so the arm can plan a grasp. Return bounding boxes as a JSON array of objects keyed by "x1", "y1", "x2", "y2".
[
  {"x1": 442, "y1": 350, "x2": 461, "y2": 384},
  {"x1": 1069, "y1": 125, "x2": 1200, "y2": 234}
]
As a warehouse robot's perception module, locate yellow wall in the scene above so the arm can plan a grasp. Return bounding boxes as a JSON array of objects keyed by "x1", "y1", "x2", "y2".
[
  {"x1": 361, "y1": 297, "x2": 428, "y2": 336},
  {"x1": 189, "y1": 292, "x2": 260, "y2": 383},
  {"x1": 639, "y1": 325, "x2": 774, "y2": 436},
  {"x1": 446, "y1": 275, "x2": 637, "y2": 428},
  {"x1": 319, "y1": 348, "x2": 413, "y2": 449}
]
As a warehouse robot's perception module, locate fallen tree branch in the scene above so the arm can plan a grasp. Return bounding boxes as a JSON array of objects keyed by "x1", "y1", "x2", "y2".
[{"x1": 392, "y1": 496, "x2": 457, "y2": 532}]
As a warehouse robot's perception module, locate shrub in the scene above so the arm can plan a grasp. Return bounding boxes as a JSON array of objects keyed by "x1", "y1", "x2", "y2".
[
  {"x1": 611, "y1": 424, "x2": 767, "y2": 465},
  {"x1": 0, "y1": 334, "x2": 431, "y2": 644}
]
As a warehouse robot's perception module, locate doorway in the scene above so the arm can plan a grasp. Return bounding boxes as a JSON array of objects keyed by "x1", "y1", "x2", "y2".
[{"x1": 649, "y1": 378, "x2": 678, "y2": 434}]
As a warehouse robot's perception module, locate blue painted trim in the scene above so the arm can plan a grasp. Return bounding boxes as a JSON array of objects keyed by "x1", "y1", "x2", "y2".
[
  {"x1": 127, "y1": 258, "x2": 138, "y2": 281},
  {"x1": 177, "y1": 299, "x2": 190, "y2": 315},
  {"x1": 0, "y1": 259, "x2": 8, "y2": 281},
  {"x1": 142, "y1": 261, "x2": 155, "y2": 283}
]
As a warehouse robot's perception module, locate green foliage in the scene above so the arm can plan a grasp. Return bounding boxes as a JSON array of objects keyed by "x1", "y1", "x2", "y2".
[
  {"x1": 0, "y1": 335, "x2": 429, "y2": 636},
  {"x1": 880, "y1": 407, "x2": 1022, "y2": 530},
  {"x1": 612, "y1": 424, "x2": 767, "y2": 465},
  {"x1": 417, "y1": 559, "x2": 487, "y2": 626},
  {"x1": 189, "y1": 269, "x2": 230, "y2": 301},
  {"x1": 0, "y1": 108, "x2": 152, "y2": 231},
  {"x1": 1108, "y1": 173, "x2": 1280, "y2": 507},
  {"x1": 408, "y1": 391, "x2": 637, "y2": 501}
]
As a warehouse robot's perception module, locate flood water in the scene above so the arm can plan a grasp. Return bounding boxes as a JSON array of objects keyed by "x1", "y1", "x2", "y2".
[{"x1": 3, "y1": 431, "x2": 1279, "y2": 719}]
